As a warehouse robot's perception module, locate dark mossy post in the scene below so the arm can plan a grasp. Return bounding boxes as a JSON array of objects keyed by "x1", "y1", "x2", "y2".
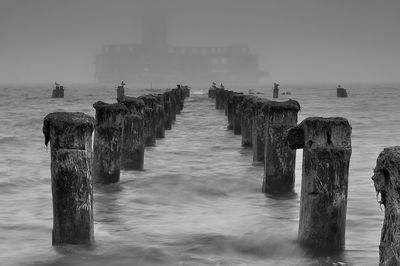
[
  {"x1": 372, "y1": 146, "x2": 400, "y2": 265},
  {"x1": 225, "y1": 91, "x2": 235, "y2": 130},
  {"x1": 155, "y1": 94, "x2": 166, "y2": 138},
  {"x1": 182, "y1": 85, "x2": 190, "y2": 98},
  {"x1": 119, "y1": 96, "x2": 145, "y2": 170},
  {"x1": 42, "y1": 112, "x2": 94, "y2": 245},
  {"x1": 215, "y1": 88, "x2": 225, "y2": 110},
  {"x1": 337, "y1": 85, "x2": 348, "y2": 98},
  {"x1": 223, "y1": 89, "x2": 232, "y2": 114},
  {"x1": 163, "y1": 91, "x2": 173, "y2": 130},
  {"x1": 251, "y1": 98, "x2": 269, "y2": 161},
  {"x1": 139, "y1": 95, "x2": 157, "y2": 146},
  {"x1": 51, "y1": 85, "x2": 64, "y2": 98},
  {"x1": 239, "y1": 95, "x2": 257, "y2": 147},
  {"x1": 208, "y1": 86, "x2": 216, "y2": 98},
  {"x1": 273, "y1": 83, "x2": 279, "y2": 99},
  {"x1": 262, "y1": 99, "x2": 300, "y2": 194},
  {"x1": 171, "y1": 88, "x2": 182, "y2": 114},
  {"x1": 232, "y1": 93, "x2": 245, "y2": 135},
  {"x1": 287, "y1": 117, "x2": 352, "y2": 250},
  {"x1": 93, "y1": 101, "x2": 127, "y2": 184},
  {"x1": 116, "y1": 85, "x2": 125, "y2": 101}
]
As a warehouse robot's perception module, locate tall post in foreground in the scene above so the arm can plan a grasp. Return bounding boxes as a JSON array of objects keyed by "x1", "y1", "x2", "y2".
[
  {"x1": 262, "y1": 100, "x2": 300, "y2": 194},
  {"x1": 43, "y1": 112, "x2": 95, "y2": 245},
  {"x1": 372, "y1": 146, "x2": 400, "y2": 265},
  {"x1": 93, "y1": 101, "x2": 127, "y2": 184},
  {"x1": 287, "y1": 117, "x2": 352, "y2": 250}
]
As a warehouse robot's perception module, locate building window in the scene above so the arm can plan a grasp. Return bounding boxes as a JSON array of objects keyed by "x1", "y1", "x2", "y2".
[
  {"x1": 221, "y1": 57, "x2": 227, "y2": 64},
  {"x1": 212, "y1": 57, "x2": 219, "y2": 64}
]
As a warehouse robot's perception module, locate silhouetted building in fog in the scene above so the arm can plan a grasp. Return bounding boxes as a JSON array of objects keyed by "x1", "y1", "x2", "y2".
[{"x1": 94, "y1": 0, "x2": 266, "y2": 85}]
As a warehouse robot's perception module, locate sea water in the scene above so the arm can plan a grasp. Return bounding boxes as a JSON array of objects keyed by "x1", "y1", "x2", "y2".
[{"x1": 0, "y1": 83, "x2": 399, "y2": 266}]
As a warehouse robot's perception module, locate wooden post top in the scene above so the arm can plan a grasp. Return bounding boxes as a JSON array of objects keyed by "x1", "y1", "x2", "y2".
[
  {"x1": 43, "y1": 112, "x2": 94, "y2": 149},
  {"x1": 287, "y1": 117, "x2": 352, "y2": 150}
]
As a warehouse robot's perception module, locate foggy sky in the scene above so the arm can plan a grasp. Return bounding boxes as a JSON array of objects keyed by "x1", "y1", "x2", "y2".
[{"x1": 1, "y1": 0, "x2": 399, "y2": 84}]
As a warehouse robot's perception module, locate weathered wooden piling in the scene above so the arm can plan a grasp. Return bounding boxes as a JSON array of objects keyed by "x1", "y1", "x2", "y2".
[
  {"x1": 93, "y1": 101, "x2": 127, "y2": 184},
  {"x1": 208, "y1": 86, "x2": 216, "y2": 98},
  {"x1": 172, "y1": 88, "x2": 183, "y2": 114},
  {"x1": 182, "y1": 85, "x2": 190, "y2": 98},
  {"x1": 138, "y1": 95, "x2": 158, "y2": 146},
  {"x1": 262, "y1": 99, "x2": 300, "y2": 194},
  {"x1": 43, "y1": 112, "x2": 94, "y2": 245},
  {"x1": 337, "y1": 85, "x2": 348, "y2": 98},
  {"x1": 273, "y1": 83, "x2": 279, "y2": 99},
  {"x1": 225, "y1": 91, "x2": 235, "y2": 130},
  {"x1": 119, "y1": 96, "x2": 145, "y2": 171},
  {"x1": 215, "y1": 88, "x2": 225, "y2": 110},
  {"x1": 155, "y1": 94, "x2": 166, "y2": 138},
  {"x1": 163, "y1": 91, "x2": 174, "y2": 130},
  {"x1": 372, "y1": 146, "x2": 400, "y2": 265},
  {"x1": 117, "y1": 85, "x2": 125, "y2": 101},
  {"x1": 287, "y1": 117, "x2": 352, "y2": 250},
  {"x1": 251, "y1": 98, "x2": 270, "y2": 161},
  {"x1": 232, "y1": 93, "x2": 245, "y2": 135},
  {"x1": 51, "y1": 85, "x2": 64, "y2": 98},
  {"x1": 238, "y1": 95, "x2": 257, "y2": 147}
]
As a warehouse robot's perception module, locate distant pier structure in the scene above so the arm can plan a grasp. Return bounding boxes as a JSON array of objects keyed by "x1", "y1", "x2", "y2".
[{"x1": 94, "y1": 0, "x2": 266, "y2": 85}]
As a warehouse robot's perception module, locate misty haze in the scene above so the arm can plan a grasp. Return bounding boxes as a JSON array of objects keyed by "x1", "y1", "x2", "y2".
[{"x1": 0, "y1": 0, "x2": 399, "y2": 85}]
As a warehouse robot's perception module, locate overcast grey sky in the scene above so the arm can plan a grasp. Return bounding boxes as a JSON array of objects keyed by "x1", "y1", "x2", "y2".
[{"x1": 0, "y1": 0, "x2": 399, "y2": 84}]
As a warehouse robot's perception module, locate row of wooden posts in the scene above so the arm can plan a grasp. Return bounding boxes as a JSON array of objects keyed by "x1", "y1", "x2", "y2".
[
  {"x1": 42, "y1": 85, "x2": 190, "y2": 245},
  {"x1": 209, "y1": 86, "x2": 352, "y2": 251},
  {"x1": 210, "y1": 85, "x2": 400, "y2": 264}
]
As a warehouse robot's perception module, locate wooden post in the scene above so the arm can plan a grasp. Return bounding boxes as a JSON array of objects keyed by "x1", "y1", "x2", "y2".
[
  {"x1": 138, "y1": 95, "x2": 157, "y2": 146},
  {"x1": 232, "y1": 94, "x2": 244, "y2": 135},
  {"x1": 239, "y1": 95, "x2": 257, "y2": 147},
  {"x1": 163, "y1": 91, "x2": 173, "y2": 130},
  {"x1": 208, "y1": 86, "x2": 216, "y2": 98},
  {"x1": 43, "y1": 112, "x2": 94, "y2": 245},
  {"x1": 262, "y1": 100, "x2": 300, "y2": 194},
  {"x1": 372, "y1": 146, "x2": 400, "y2": 265},
  {"x1": 155, "y1": 94, "x2": 166, "y2": 138},
  {"x1": 337, "y1": 86, "x2": 348, "y2": 98},
  {"x1": 251, "y1": 98, "x2": 269, "y2": 161},
  {"x1": 225, "y1": 91, "x2": 235, "y2": 130},
  {"x1": 117, "y1": 85, "x2": 125, "y2": 101},
  {"x1": 215, "y1": 88, "x2": 225, "y2": 110},
  {"x1": 119, "y1": 96, "x2": 145, "y2": 171},
  {"x1": 287, "y1": 117, "x2": 352, "y2": 250},
  {"x1": 93, "y1": 101, "x2": 127, "y2": 184},
  {"x1": 273, "y1": 83, "x2": 279, "y2": 99}
]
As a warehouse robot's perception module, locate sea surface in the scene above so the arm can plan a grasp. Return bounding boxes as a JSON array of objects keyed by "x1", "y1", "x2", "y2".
[{"x1": 0, "y1": 83, "x2": 399, "y2": 266}]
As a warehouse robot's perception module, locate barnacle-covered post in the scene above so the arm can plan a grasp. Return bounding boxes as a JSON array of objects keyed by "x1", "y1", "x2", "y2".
[
  {"x1": 43, "y1": 112, "x2": 95, "y2": 245},
  {"x1": 119, "y1": 96, "x2": 145, "y2": 171},
  {"x1": 262, "y1": 99, "x2": 300, "y2": 194},
  {"x1": 372, "y1": 146, "x2": 400, "y2": 265},
  {"x1": 287, "y1": 117, "x2": 352, "y2": 250},
  {"x1": 93, "y1": 101, "x2": 127, "y2": 184}
]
